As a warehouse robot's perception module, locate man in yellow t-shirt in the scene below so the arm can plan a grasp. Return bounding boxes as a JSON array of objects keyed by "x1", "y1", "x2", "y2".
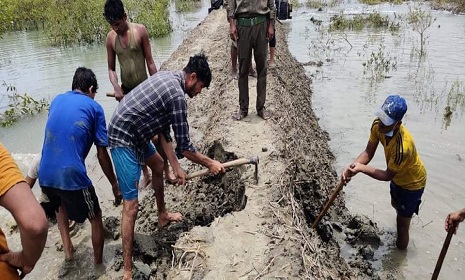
[
  {"x1": 0, "y1": 143, "x2": 48, "y2": 279},
  {"x1": 342, "y1": 95, "x2": 426, "y2": 250}
]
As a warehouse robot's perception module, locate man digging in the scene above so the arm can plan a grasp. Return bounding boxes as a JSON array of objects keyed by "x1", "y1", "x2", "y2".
[{"x1": 108, "y1": 53, "x2": 225, "y2": 279}]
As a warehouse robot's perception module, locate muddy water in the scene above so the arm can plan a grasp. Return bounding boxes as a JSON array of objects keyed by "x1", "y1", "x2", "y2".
[{"x1": 285, "y1": 2, "x2": 465, "y2": 279}]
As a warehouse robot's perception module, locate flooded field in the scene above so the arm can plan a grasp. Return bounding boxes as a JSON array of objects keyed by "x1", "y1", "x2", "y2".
[{"x1": 285, "y1": 1, "x2": 465, "y2": 279}]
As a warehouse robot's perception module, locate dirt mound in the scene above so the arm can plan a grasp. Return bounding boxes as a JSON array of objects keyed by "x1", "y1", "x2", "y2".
[{"x1": 115, "y1": 9, "x2": 388, "y2": 280}]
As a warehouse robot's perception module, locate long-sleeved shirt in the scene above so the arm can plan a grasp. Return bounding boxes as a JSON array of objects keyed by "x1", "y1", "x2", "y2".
[
  {"x1": 226, "y1": 0, "x2": 275, "y2": 19},
  {"x1": 108, "y1": 71, "x2": 196, "y2": 164}
]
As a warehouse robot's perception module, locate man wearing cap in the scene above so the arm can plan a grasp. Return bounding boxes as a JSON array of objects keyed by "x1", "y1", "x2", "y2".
[{"x1": 342, "y1": 94, "x2": 427, "y2": 250}]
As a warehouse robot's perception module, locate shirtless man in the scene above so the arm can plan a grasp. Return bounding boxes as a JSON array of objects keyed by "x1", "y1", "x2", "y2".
[{"x1": 104, "y1": 0, "x2": 176, "y2": 186}]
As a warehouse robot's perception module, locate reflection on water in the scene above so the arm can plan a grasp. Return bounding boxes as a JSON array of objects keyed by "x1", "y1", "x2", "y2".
[{"x1": 286, "y1": 1, "x2": 465, "y2": 279}]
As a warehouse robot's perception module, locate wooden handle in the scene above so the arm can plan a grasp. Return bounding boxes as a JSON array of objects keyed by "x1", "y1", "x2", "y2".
[
  {"x1": 312, "y1": 180, "x2": 344, "y2": 229},
  {"x1": 186, "y1": 158, "x2": 253, "y2": 180},
  {"x1": 432, "y1": 227, "x2": 455, "y2": 280},
  {"x1": 106, "y1": 92, "x2": 115, "y2": 97}
]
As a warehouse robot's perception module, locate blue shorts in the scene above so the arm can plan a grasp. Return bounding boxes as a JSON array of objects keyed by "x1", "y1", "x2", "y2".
[
  {"x1": 390, "y1": 182, "x2": 424, "y2": 218},
  {"x1": 110, "y1": 144, "x2": 156, "y2": 200}
]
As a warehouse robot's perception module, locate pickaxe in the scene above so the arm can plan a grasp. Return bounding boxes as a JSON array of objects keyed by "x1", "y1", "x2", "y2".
[
  {"x1": 186, "y1": 156, "x2": 259, "y2": 184},
  {"x1": 312, "y1": 179, "x2": 344, "y2": 229},
  {"x1": 432, "y1": 224, "x2": 456, "y2": 280}
]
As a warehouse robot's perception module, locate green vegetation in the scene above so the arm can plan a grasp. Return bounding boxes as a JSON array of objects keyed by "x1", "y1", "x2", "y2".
[
  {"x1": 1, "y1": 0, "x2": 171, "y2": 46},
  {"x1": 329, "y1": 13, "x2": 399, "y2": 32},
  {"x1": 359, "y1": 0, "x2": 403, "y2": 5},
  {"x1": 432, "y1": 0, "x2": 465, "y2": 13},
  {"x1": 0, "y1": 83, "x2": 49, "y2": 127},
  {"x1": 306, "y1": 0, "x2": 341, "y2": 8},
  {"x1": 307, "y1": 0, "x2": 403, "y2": 8},
  {"x1": 446, "y1": 80, "x2": 465, "y2": 116},
  {"x1": 125, "y1": 0, "x2": 171, "y2": 38},
  {"x1": 45, "y1": 0, "x2": 107, "y2": 46},
  {"x1": 173, "y1": 0, "x2": 202, "y2": 12},
  {"x1": 362, "y1": 40, "x2": 397, "y2": 83},
  {"x1": 289, "y1": 0, "x2": 302, "y2": 10}
]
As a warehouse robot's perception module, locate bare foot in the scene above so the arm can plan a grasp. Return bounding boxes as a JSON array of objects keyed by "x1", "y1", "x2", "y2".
[
  {"x1": 123, "y1": 270, "x2": 132, "y2": 280},
  {"x1": 158, "y1": 212, "x2": 183, "y2": 228},
  {"x1": 165, "y1": 171, "x2": 178, "y2": 184},
  {"x1": 269, "y1": 61, "x2": 276, "y2": 69},
  {"x1": 58, "y1": 259, "x2": 76, "y2": 277}
]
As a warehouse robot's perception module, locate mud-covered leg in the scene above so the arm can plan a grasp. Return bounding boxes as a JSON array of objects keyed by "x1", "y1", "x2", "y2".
[
  {"x1": 146, "y1": 153, "x2": 182, "y2": 227},
  {"x1": 122, "y1": 198, "x2": 138, "y2": 279},
  {"x1": 396, "y1": 215, "x2": 411, "y2": 250}
]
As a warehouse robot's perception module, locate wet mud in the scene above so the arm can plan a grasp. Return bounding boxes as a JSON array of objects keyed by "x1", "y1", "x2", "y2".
[{"x1": 125, "y1": 141, "x2": 247, "y2": 277}]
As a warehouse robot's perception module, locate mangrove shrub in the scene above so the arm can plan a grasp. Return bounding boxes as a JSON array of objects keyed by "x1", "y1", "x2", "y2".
[{"x1": 1, "y1": 0, "x2": 172, "y2": 46}]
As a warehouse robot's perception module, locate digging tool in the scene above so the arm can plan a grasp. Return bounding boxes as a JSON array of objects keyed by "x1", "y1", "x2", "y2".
[
  {"x1": 312, "y1": 179, "x2": 344, "y2": 229},
  {"x1": 312, "y1": 165, "x2": 354, "y2": 228},
  {"x1": 186, "y1": 156, "x2": 259, "y2": 183},
  {"x1": 431, "y1": 225, "x2": 456, "y2": 280}
]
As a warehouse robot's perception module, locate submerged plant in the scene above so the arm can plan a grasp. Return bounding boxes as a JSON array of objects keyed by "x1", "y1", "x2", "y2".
[
  {"x1": 406, "y1": 5, "x2": 434, "y2": 58},
  {"x1": 306, "y1": 0, "x2": 340, "y2": 8},
  {"x1": 0, "y1": 83, "x2": 49, "y2": 127},
  {"x1": 329, "y1": 12, "x2": 394, "y2": 32},
  {"x1": 446, "y1": 80, "x2": 465, "y2": 116},
  {"x1": 359, "y1": 0, "x2": 403, "y2": 4},
  {"x1": 362, "y1": 40, "x2": 397, "y2": 83}
]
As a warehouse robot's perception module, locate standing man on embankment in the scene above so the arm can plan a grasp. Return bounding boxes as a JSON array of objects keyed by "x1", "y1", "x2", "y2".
[
  {"x1": 227, "y1": 0, "x2": 275, "y2": 120},
  {"x1": 104, "y1": 0, "x2": 157, "y2": 102},
  {"x1": 104, "y1": 0, "x2": 176, "y2": 186},
  {"x1": 108, "y1": 53, "x2": 225, "y2": 280}
]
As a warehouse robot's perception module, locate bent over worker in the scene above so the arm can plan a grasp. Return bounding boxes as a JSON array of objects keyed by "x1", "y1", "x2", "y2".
[
  {"x1": 39, "y1": 67, "x2": 121, "y2": 275},
  {"x1": 108, "y1": 53, "x2": 225, "y2": 279},
  {"x1": 342, "y1": 94, "x2": 427, "y2": 250}
]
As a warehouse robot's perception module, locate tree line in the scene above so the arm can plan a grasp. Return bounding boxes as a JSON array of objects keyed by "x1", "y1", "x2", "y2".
[{"x1": 0, "y1": 0, "x2": 171, "y2": 46}]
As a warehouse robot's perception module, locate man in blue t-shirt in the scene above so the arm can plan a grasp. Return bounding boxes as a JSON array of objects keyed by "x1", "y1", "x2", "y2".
[{"x1": 39, "y1": 67, "x2": 121, "y2": 273}]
